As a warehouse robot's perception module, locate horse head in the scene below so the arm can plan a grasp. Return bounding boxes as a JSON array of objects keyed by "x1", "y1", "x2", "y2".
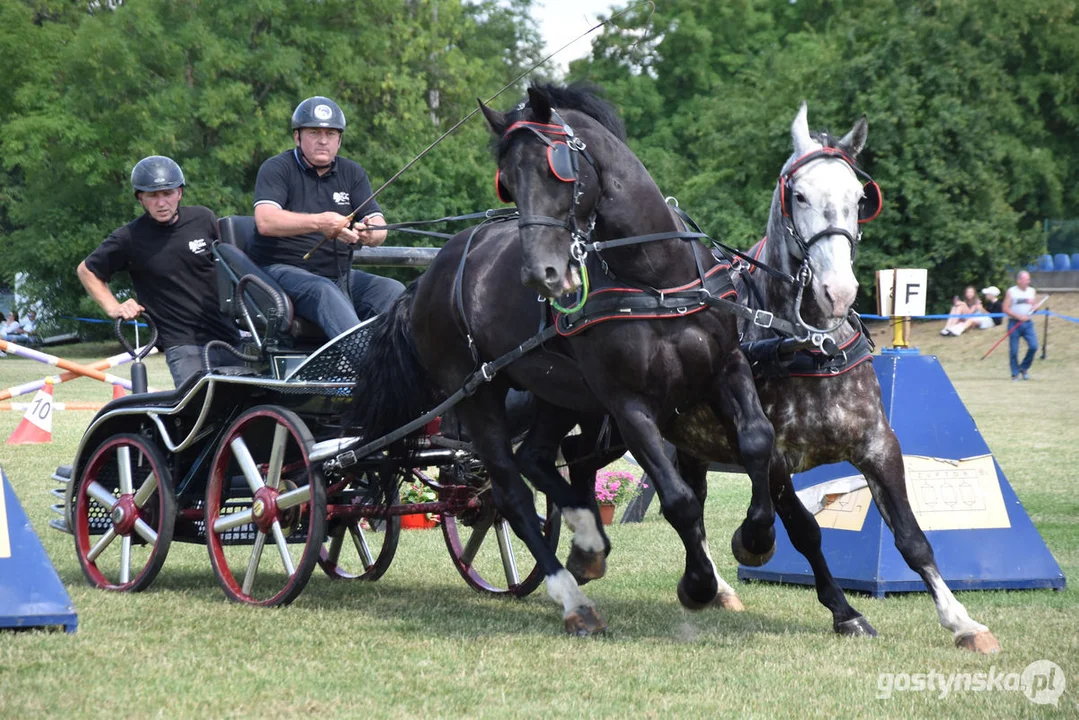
[
  {"x1": 769, "y1": 103, "x2": 881, "y2": 330},
  {"x1": 480, "y1": 86, "x2": 619, "y2": 299}
]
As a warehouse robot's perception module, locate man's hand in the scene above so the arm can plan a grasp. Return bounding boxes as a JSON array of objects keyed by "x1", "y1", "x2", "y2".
[
  {"x1": 108, "y1": 299, "x2": 144, "y2": 320},
  {"x1": 355, "y1": 215, "x2": 388, "y2": 247},
  {"x1": 315, "y1": 212, "x2": 353, "y2": 240}
]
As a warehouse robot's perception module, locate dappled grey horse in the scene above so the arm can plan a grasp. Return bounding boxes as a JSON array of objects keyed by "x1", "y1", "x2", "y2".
[{"x1": 662, "y1": 104, "x2": 1000, "y2": 653}]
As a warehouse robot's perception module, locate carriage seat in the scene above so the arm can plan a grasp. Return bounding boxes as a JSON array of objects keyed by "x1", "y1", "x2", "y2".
[{"x1": 215, "y1": 215, "x2": 326, "y2": 347}]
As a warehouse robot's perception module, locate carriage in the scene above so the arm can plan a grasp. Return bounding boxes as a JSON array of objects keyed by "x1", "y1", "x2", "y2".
[{"x1": 48, "y1": 216, "x2": 558, "y2": 607}]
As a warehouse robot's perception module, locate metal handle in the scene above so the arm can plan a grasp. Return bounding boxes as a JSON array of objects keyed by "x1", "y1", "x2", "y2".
[{"x1": 113, "y1": 315, "x2": 158, "y2": 361}]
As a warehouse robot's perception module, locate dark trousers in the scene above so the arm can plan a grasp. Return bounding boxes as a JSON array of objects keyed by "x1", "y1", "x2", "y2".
[
  {"x1": 1007, "y1": 319, "x2": 1038, "y2": 377},
  {"x1": 264, "y1": 265, "x2": 404, "y2": 339}
]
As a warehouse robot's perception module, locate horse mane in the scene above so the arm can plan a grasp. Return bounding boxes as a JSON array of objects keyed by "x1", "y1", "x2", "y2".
[{"x1": 493, "y1": 83, "x2": 626, "y2": 157}]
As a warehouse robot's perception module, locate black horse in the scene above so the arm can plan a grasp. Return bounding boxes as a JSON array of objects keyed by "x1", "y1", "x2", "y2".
[
  {"x1": 353, "y1": 85, "x2": 778, "y2": 635},
  {"x1": 511, "y1": 95, "x2": 1000, "y2": 653}
]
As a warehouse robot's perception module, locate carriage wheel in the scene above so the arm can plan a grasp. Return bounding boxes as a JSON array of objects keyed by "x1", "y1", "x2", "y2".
[
  {"x1": 73, "y1": 433, "x2": 175, "y2": 592},
  {"x1": 205, "y1": 406, "x2": 326, "y2": 607},
  {"x1": 318, "y1": 472, "x2": 401, "y2": 581},
  {"x1": 442, "y1": 482, "x2": 560, "y2": 597}
]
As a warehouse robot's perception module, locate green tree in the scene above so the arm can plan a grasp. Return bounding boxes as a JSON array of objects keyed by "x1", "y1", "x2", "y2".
[{"x1": 0, "y1": 0, "x2": 543, "y2": 321}]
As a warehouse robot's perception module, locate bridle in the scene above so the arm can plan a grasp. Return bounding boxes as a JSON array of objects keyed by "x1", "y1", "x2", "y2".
[
  {"x1": 496, "y1": 110, "x2": 598, "y2": 264},
  {"x1": 775, "y1": 145, "x2": 883, "y2": 334}
]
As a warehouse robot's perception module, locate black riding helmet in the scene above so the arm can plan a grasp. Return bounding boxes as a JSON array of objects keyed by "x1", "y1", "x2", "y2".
[
  {"x1": 130, "y1": 156, "x2": 185, "y2": 194},
  {"x1": 291, "y1": 96, "x2": 346, "y2": 132}
]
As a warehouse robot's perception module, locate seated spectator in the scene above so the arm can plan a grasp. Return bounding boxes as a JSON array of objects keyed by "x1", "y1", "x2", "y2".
[
  {"x1": 981, "y1": 286, "x2": 1003, "y2": 326},
  {"x1": 941, "y1": 286, "x2": 990, "y2": 336},
  {"x1": 0, "y1": 311, "x2": 22, "y2": 341}
]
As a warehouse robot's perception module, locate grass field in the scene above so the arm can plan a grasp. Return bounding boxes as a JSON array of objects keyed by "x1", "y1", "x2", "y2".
[{"x1": 1, "y1": 298, "x2": 1077, "y2": 718}]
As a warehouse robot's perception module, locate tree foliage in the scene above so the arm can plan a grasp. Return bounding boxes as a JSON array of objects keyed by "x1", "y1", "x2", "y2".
[
  {"x1": 0, "y1": 0, "x2": 543, "y2": 319},
  {"x1": 573, "y1": 0, "x2": 1078, "y2": 308},
  {"x1": 1, "y1": 0, "x2": 1076, "y2": 319}
]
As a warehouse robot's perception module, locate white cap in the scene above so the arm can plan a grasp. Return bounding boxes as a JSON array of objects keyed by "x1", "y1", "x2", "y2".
[{"x1": 981, "y1": 286, "x2": 1000, "y2": 298}]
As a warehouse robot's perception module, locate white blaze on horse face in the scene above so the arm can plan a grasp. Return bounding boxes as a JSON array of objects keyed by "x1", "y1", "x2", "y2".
[{"x1": 792, "y1": 159, "x2": 861, "y2": 319}]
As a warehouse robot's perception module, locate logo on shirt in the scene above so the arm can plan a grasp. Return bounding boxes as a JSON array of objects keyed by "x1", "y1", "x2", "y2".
[
  {"x1": 188, "y1": 238, "x2": 207, "y2": 254},
  {"x1": 333, "y1": 191, "x2": 351, "y2": 205}
]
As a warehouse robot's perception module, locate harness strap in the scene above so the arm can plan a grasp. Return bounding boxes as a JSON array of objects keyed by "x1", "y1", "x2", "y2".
[
  {"x1": 452, "y1": 215, "x2": 517, "y2": 365},
  {"x1": 584, "y1": 230, "x2": 709, "y2": 253},
  {"x1": 327, "y1": 324, "x2": 560, "y2": 469}
]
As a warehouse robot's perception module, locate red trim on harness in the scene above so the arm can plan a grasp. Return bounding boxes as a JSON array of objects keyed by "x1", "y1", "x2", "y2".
[
  {"x1": 503, "y1": 121, "x2": 569, "y2": 138},
  {"x1": 495, "y1": 168, "x2": 510, "y2": 203},
  {"x1": 787, "y1": 352, "x2": 873, "y2": 378},
  {"x1": 859, "y1": 181, "x2": 882, "y2": 224},
  {"x1": 586, "y1": 262, "x2": 732, "y2": 299},
  {"x1": 555, "y1": 287, "x2": 739, "y2": 337}
]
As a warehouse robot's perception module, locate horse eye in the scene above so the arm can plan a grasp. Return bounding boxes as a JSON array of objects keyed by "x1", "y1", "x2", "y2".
[{"x1": 794, "y1": 192, "x2": 807, "y2": 204}]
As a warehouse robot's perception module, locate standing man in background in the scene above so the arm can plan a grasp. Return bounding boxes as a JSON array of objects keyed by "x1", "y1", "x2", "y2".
[
  {"x1": 77, "y1": 156, "x2": 241, "y2": 387},
  {"x1": 250, "y1": 96, "x2": 403, "y2": 339},
  {"x1": 1001, "y1": 270, "x2": 1040, "y2": 380}
]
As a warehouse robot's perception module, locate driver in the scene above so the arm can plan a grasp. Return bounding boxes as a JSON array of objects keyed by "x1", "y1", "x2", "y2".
[
  {"x1": 249, "y1": 96, "x2": 403, "y2": 339},
  {"x1": 77, "y1": 155, "x2": 241, "y2": 387}
]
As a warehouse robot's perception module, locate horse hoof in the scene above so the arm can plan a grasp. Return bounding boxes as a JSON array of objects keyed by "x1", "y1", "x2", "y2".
[
  {"x1": 730, "y1": 525, "x2": 776, "y2": 567},
  {"x1": 676, "y1": 577, "x2": 717, "y2": 611},
  {"x1": 566, "y1": 546, "x2": 607, "y2": 586},
  {"x1": 563, "y1": 605, "x2": 607, "y2": 637},
  {"x1": 956, "y1": 631, "x2": 1001, "y2": 654},
  {"x1": 715, "y1": 592, "x2": 745, "y2": 612},
  {"x1": 835, "y1": 616, "x2": 878, "y2": 637}
]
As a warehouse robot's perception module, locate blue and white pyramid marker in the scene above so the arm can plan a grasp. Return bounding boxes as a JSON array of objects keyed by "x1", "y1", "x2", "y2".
[
  {"x1": 738, "y1": 349, "x2": 1066, "y2": 597},
  {"x1": 0, "y1": 465, "x2": 77, "y2": 632}
]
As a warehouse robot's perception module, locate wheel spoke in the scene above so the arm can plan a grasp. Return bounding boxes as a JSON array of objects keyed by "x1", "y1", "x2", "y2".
[
  {"x1": 86, "y1": 527, "x2": 118, "y2": 562},
  {"x1": 265, "y1": 424, "x2": 289, "y2": 490},
  {"x1": 242, "y1": 531, "x2": 268, "y2": 596},
  {"x1": 495, "y1": 520, "x2": 520, "y2": 587},
  {"x1": 212, "y1": 508, "x2": 254, "y2": 534},
  {"x1": 132, "y1": 518, "x2": 159, "y2": 545},
  {"x1": 117, "y1": 446, "x2": 134, "y2": 495},
  {"x1": 86, "y1": 481, "x2": 118, "y2": 511},
  {"x1": 230, "y1": 437, "x2": 266, "y2": 494},
  {"x1": 325, "y1": 529, "x2": 345, "y2": 565},
  {"x1": 460, "y1": 517, "x2": 493, "y2": 566},
  {"x1": 270, "y1": 520, "x2": 295, "y2": 576},
  {"x1": 349, "y1": 524, "x2": 375, "y2": 568},
  {"x1": 276, "y1": 484, "x2": 311, "y2": 511},
  {"x1": 132, "y1": 472, "x2": 159, "y2": 508},
  {"x1": 120, "y1": 535, "x2": 132, "y2": 584}
]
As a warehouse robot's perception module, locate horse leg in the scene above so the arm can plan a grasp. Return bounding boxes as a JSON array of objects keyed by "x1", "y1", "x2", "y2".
[
  {"x1": 855, "y1": 429, "x2": 1000, "y2": 653},
  {"x1": 769, "y1": 460, "x2": 875, "y2": 636},
  {"x1": 457, "y1": 390, "x2": 606, "y2": 636},
  {"x1": 711, "y1": 355, "x2": 777, "y2": 567},
  {"x1": 677, "y1": 450, "x2": 744, "y2": 611},
  {"x1": 515, "y1": 406, "x2": 615, "y2": 584},
  {"x1": 606, "y1": 398, "x2": 719, "y2": 609}
]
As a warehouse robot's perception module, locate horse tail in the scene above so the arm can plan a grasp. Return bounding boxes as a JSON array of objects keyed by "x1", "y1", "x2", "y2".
[{"x1": 347, "y1": 282, "x2": 436, "y2": 504}]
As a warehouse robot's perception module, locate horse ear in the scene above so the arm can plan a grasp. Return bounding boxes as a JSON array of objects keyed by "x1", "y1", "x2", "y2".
[
  {"x1": 791, "y1": 101, "x2": 813, "y2": 157},
  {"x1": 479, "y1": 100, "x2": 507, "y2": 135},
  {"x1": 527, "y1": 86, "x2": 553, "y2": 124},
  {"x1": 839, "y1": 115, "x2": 868, "y2": 158}
]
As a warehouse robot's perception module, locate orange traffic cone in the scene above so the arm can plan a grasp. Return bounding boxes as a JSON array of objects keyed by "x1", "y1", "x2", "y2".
[
  {"x1": 6, "y1": 382, "x2": 54, "y2": 445},
  {"x1": 112, "y1": 383, "x2": 127, "y2": 401}
]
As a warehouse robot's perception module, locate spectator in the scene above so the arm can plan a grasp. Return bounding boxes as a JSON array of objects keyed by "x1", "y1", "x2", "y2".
[
  {"x1": 1, "y1": 310, "x2": 37, "y2": 342},
  {"x1": 940, "y1": 286, "x2": 989, "y2": 336},
  {"x1": 0, "y1": 310, "x2": 22, "y2": 340},
  {"x1": 980, "y1": 286, "x2": 1003, "y2": 327},
  {"x1": 1002, "y1": 270, "x2": 1040, "y2": 380}
]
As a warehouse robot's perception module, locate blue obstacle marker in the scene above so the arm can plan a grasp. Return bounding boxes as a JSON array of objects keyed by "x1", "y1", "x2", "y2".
[
  {"x1": 0, "y1": 465, "x2": 77, "y2": 632},
  {"x1": 738, "y1": 350, "x2": 1066, "y2": 597}
]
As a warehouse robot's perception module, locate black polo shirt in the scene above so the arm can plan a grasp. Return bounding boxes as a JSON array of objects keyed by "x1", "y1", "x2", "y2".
[
  {"x1": 250, "y1": 149, "x2": 383, "y2": 279},
  {"x1": 84, "y1": 206, "x2": 240, "y2": 348}
]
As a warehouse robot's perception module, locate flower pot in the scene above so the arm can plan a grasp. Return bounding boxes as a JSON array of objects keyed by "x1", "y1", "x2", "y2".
[
  {"x1": 598, "y1": 502, "x2": 616, "y2": 526},
  {"x1": 400, "y1": 513, "x2": 437, "y2": 530}
]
